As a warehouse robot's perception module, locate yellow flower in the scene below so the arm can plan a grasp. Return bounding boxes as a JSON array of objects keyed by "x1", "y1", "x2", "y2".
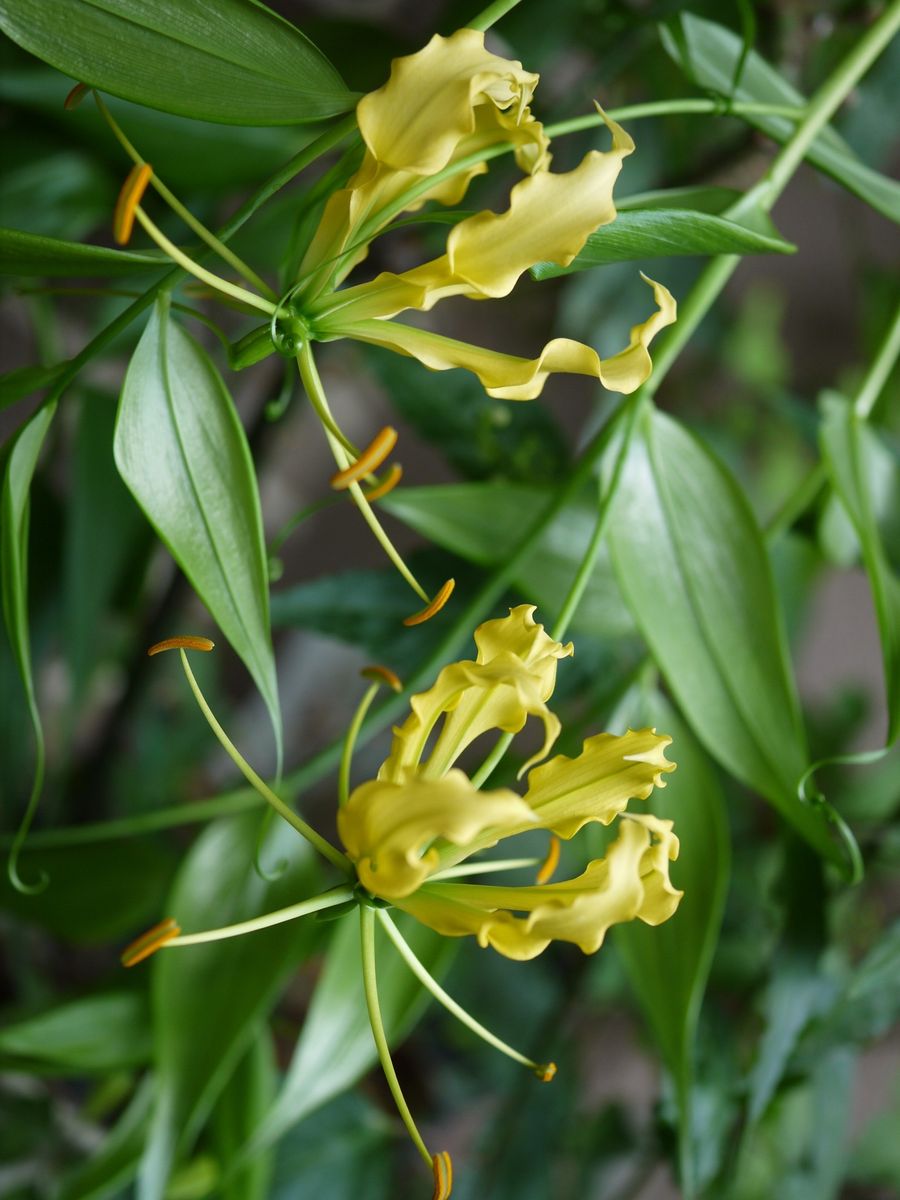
[
  {"x1": 295, "y1": 29, "x2": 676, "y2": 400},
  {"x1": 338, "y1": 606, "x2": 681, "y2": 960}
]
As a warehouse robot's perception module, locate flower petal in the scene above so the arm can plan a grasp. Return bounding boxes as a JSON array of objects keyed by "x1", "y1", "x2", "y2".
[
  {"x1": 321, "y1": 273, "x2": 675, "y2": 398},
  {"x1": 357, "y1": 29, "x2": 541, "y2": 176},
  {"x1": 380, "y1": 607, "x2": 570, "y2": 782},
  {"x1": 338, "y1": 769, "x2": 535, "y2": 899},
  {"x1": 396, "y1": 813, "x2": 682, "y2": 960},
  {"x1": 520, "y1": 726, "x2": 676, "y2": 839}
]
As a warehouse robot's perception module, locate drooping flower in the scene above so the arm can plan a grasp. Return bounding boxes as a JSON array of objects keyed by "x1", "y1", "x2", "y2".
[
  {"x1": 105, "y1": 28, "x2": 675, "y2": 622},
  {"x1": 338, "y1": 605, "x2": 681, "y2": 959},
  {"x1": 124, "y1": 613, "x2": 681, "y2": 1196}
]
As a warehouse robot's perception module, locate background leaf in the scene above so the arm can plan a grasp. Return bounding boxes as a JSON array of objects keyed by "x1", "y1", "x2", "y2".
[
  {"x1": 660, "y1": 13, "x2": 900, "y2": 224},
  {"x1": 382, "y1": 481, "x2": 636, "y2": 637},
  {"x1": 531, "y1": 207, "x2": 794, "y2": 279},
  {"x1": 613, "y1": 694, "x2": 730, "y2": 1198},
  {"x1": 820, "y1": 392, "x2": 900, "y2": 744},
  {"x1": 138, "y1": 810, "x2": 322, "y2": 1200},
  {"x1": 0, "y1": 0, "x2": 355, "y2": 125},
  {"x1": 0, "y1": 992, "x2": 151, "y2": 1072},
  {"x1": 113, "y1": 296, "x2": 282, "y2": 762},
  {"x1": 608, "y1": 406, "x2": 839, "y2": 863},
  {"x1": 243, "y1": 911, "x2": 451, "y2": 1158},
  {"x1": 0, "y1": 227, "x2": 168, "y2": 277},
  {"x1": 211, "y1": 1031, "x2": 278, "y2": 1200}
]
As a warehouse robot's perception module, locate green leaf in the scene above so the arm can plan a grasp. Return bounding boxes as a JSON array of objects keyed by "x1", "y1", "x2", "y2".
[
  {"x1": 614, "y1": 694, "x2": 729, "y2": 1199},
  {"x1": 211, "y1": 1031, "x2": 277, "y2": 1200},
  {"x1": 531, "y1": 208, "x2": 794, "y2": 279},
  {"x1": 114, "y1": 296, "x2": 281, "y2": 762},
  {"x1": 139, "y1": 811, "x2": 322, "y2": 1200},
  {"x1": 615, "y1": 185, "x2": 743, "y2": 214},
  {"x1": 608, "y1": 407, "x2": 840, "y2": 865},
  {"x1": 660, "y1": 14, "x2": 900, "y2": 224},
  {"x1": 58, "y1": 1077, "x2": 153, "y2": 1200},
  {"x1": 0, "y1": 0, "x2": 355, "y2": 125},
  {"x1": 243, "y1": 911, "x2": 451, "y2": 1157},
  {"x1": 1, "y1": 400, "x2": 56, "y2": 891},
  {"x1": 0, "y1": 992, "x2": 151, "y2": 1072},
  {"x1": 381, "y1": 482, "x2": 636, "y2": 637},
  {"x1": 0, "y1": 227, "x2": 168, "y2": 277},
  {"x1": 820, "y1": 393, "x2": 900, "y2": 744}
]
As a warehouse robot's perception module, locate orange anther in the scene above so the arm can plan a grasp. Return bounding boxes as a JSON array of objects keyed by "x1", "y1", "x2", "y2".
[
  {"x1": 113, "y1": 162, "x2": 153, "y2": 245},
  {"x1": 364, "y1": 462, "x2": 403, "y2": 502},
  {"x1": 121, "y1": 918, "x2": 181, "y2": 967},
  {"x1": 330, "y1": 427, "x2": 398, "y2": 490},
  {"x1": 64, "y1": 83, "x2": 90, "y2": 110},
  {"x1": 361, "y1": 664, "x2": 403, "y2": 693},
  {"x1": 536, "y1": 835, "x2": 560, "y2": 885},
  {"x1": 431, "y1": 1151, "x2": 453, "y2": 1199},
  {"x1": 147, "y1": 636, "x2": 215, "y2": 657},
  {"x1": 403, "y1": 579, "x2": 455, "y2": 627},
  {"x1": 536, "y1": 1062, "x2": 557, "y2": 1083}
]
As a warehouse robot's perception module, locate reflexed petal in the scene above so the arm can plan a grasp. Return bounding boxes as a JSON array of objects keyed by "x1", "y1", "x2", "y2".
[
  {"x1": 310, "y1": 124, "x2": 635, "y2": 324},
  {"x1": 357, "y1": 29, "x2": 541, "y2": 175},
  {"x1": 338, "y1": 769, "x2": 535, "y2": 899},
  {"x1": 321, "y1": 274, "x2": 675, "y2": 398},
  {"x1": 379, "y1": 607, "x2": 571, "y2": 782},
  {"x1": 395, "y1": 814, "x2": 682, "y2": 960},
  {"x1": 519, "y1": 727, "x2": 676, "y2": 839}
]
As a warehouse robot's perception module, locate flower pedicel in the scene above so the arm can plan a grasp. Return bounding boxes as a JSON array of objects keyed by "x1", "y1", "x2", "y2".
[{"x1": 123, "y1": 609, "x2": 682, "y2": 1196}]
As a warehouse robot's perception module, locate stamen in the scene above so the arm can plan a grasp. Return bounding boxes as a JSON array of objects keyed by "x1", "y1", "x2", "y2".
[
  {"x1": 147, "y1": 635, "x2": 215, "y2": 656},
  {"x1": 330, "y1": 427, "x2": 398, "y2": 490},
  {"x1": 121, "y1": 917, "x2": 181, "y2": 967},
  {"x1": 536, "y1": 1062, "x2": 558, "y2": 1083},
  {"x1": 361, "y1": 664, "x2": 403, "y2": 693},
  {"x1": 113, "y1": 162, "x2": 153, "y2": 245},
  {"x1": 432, "y1": 1152, "x2": 453, "y2": 1200},
  {"x1": 64, "y1": 82, "x2": 90, "y2": 110},
  {"x1": 403, "y1": 579, "x2": 455, "y2": 627},
  {"x1": 536, "y1": 835, "x2": 560, "y2": 885},
  {"x1": 365, "y1": 463, "x2": 403, "y2": 502}
]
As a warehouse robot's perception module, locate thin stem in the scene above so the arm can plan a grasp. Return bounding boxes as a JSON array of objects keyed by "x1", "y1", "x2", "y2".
[
  {"x1": 15, "y1": 115, "x2": 357, "y2": 419},
  {"x1": 93, "y1": 92, "x2": 275, "y2": 300},
  {"x1": 133, "y1": 208, "x2": 275, "y2": 316},
  {"x1": 378, "y1": 909, "x2": 546, "y2": 1071},
  {"x1": 359, "y1": 906, "x2": 433, "y2": 1169},
  {"x1": 292, "y1": 346, "x2": 358, "y2": 455},
  {"x1": 552, "y1": 392, "x2": 646, "y2": 642},
  {"x1": 268, "y1": 495, "x2": 338, "y2": 555},
  {"x1": 545, "y1": 99, "x2": 804, "y2": 138},
  {"x1": 765, "y1": 462, "x2": 827, "y2": 540},
  {"x1": 168, "y1": 885, "x2": 354, "y2": 946},
  {"x1": 469, "y1": 732, "x2": 514, "y2": 790},
  {"x1": 178, "y1": 650, "x2": 351, "y2": 874},
  {"x1": 339, "y1": 682, "x2": 380, "y2": 806},
  {"x1": 468, "y1": 0, "x2": 524, "y2": 31},
  {"x1": 297, "y1": 342, "x2": 429, "y2": 602},
  {"x1": 854, "y1": 298, "x2": 900, "y2": 419}
]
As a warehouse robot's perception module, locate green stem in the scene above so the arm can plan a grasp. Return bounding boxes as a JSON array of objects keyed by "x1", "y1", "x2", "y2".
[
  {"x1": 8, "y1": 115, "x2": 357, "y2": 418},
  {"x1": 359, "y1": 906, "x2": 433, "y2": 1169},
  {"x1": 551, "y1": 392, "x2": 646, "y2": 642},
  {"x1": 378, "y1": 909, "x2": 546, "y2": 1071},
  {"x1": 546, "y1": 99, "x2": 804, "y2": 137},
  {"x1": 134, "y1": 209, "x2": 275, "y2": 315},
  {"x1": 339, "y1": 682, "x2": 380, "y2": 806},
  {"x1": 93, "y1": 92, "x2": 275, "y2": 300},
  {"x1": 468, "y1": 0, "x2": 524, "y2": 31},
  {"x1": 854, "y1": 298, "x2": 900, "y2": 419},
  {"x1": 178, "y1": 650, "x2": 351, "y2": 874},
  {"x1": 170, "y1": 885, "x2": 354, "y2": 946},
  {"x1": 297, "y1": 343, "x2": 429, "y2": 602},
  {"x1": 268, "y1": 495, "x2": 338, "y2": 555}
]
